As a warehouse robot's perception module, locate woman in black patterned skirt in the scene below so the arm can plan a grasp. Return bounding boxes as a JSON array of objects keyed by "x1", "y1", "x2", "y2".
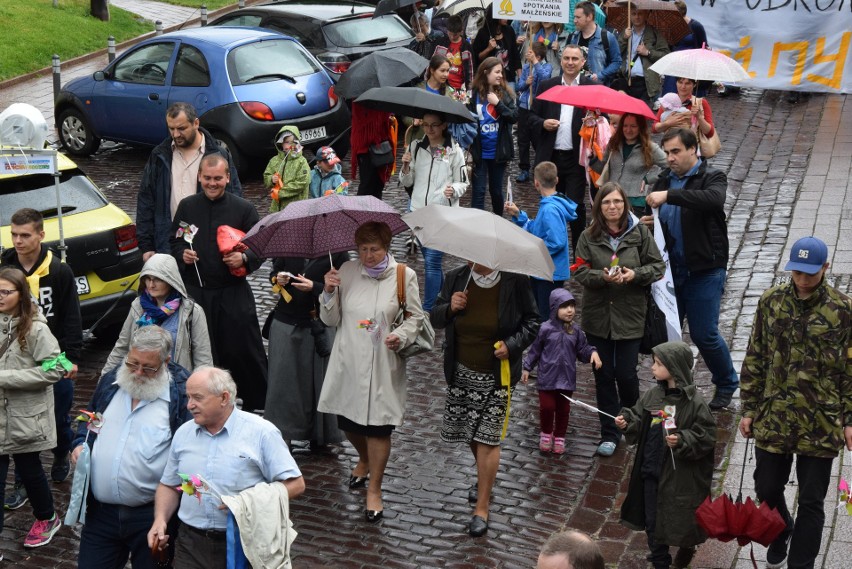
[{"x1": 430, "y1": 262, "x2": 539, "y2": 537}]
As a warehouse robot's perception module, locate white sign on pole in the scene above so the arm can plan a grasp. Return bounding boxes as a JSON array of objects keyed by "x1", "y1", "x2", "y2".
[
  {"x1": 651, "y1": 209, "x2": 682, "y2": 343},
  {"x1": 0, "y1": 152, "x2": 57, "y2": 175},
  {"x1": 491, "y1": 0, "x2": 572, "y2": 24}
]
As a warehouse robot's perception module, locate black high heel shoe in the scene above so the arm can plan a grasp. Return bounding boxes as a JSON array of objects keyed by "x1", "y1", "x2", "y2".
[
  {"x1": 365, "y1": 509, "x2": 384, "y2": 523},
  {"x1": 348, "y1": 474, "x2": 368, "y2": 489}
]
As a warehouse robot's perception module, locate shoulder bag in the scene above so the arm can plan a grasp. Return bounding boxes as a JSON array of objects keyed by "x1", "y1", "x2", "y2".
[
  {"x1": 693, "y1": 97, "x2": 721, "y2": 158},
  {"x1": 392, "y1": 264, "x2": 435, "y2": 359}
]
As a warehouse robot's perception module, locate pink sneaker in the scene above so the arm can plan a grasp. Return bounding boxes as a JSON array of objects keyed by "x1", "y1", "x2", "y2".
[
  {"x1": 539, "y1": 432, "x2": 553, "y2": 452},
  {"x1": 24, "y1": 514, "x2": 61, "y2": 548},
  {"x1": 553, "y1": 438, "x2": 566, "y2": 454}
]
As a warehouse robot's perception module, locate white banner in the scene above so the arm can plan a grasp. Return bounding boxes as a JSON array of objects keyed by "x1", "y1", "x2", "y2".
[
  {"x1": 0, "y1": 152, "x2": 56, "y2": 175},
  {"x1": 492, "y1": 0, "x2": 572, "y2": 24},
  {"x1": 689, "y1": 0, "x2": 852, "y2": 93},
  {"x1": 651, "y1": 210, "x2": 682, "y2": 343}
]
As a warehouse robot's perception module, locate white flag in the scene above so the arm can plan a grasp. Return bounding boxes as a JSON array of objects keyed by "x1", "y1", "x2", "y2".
[{"x1": 651, "y1": 209, "x2": 681, "y2": 343}]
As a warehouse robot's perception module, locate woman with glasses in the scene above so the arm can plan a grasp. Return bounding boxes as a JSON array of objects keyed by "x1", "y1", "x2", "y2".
[
  {"x1": 0, "y1": 267, "x2": 67, "y2": 549},
  {"x1": 399, "y1": 111, "x2": 469, "y2": 310},
  {"x1": 572, "y1": 183, "x2": 665, "y2": 457},
  {"x1": 103, "y1": 254, "x2": 212, "y2": 376}
]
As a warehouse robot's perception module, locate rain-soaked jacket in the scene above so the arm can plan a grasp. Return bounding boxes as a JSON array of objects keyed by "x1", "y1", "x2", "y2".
[
  {"x1": 511, "y1": 193, "x2": 578, "y2": 281},
  {"x1": 619, "y1": 341, "x2": 715, "y2": 548},
  {"x1": 740, "y1": 278, "x2": 852, "y2": 458},
  {"x1": 264, "y1": 125, "x2": 311, "y2": 212},
  {"x1": 103, "y1": 254, "x2": 213, "y2": 374},
  {"x1": 523, "y1": 289, "x2": 596, "y2": 392}
]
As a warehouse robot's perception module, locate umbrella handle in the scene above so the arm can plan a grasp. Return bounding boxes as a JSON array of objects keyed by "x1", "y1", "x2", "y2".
[{"x1": 736, "y1": 436, "x2": 750, "y2": 503}]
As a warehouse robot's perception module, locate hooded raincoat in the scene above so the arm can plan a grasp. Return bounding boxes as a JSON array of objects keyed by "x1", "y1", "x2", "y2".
[
  {"x1": 309, "y1": 162, "x2": 347, "y2": 198},
  {"x1": 523, "y1": 289, "x2": 597, "y2": 392},
  {"x1": 0, "y1": 312, "x2": 64, "y2": 454},
  {"x1": 264, "y1": 125, "x2": 311, "y2": 212},
  {"x1": 103, "y1": 254, "x2": 212, "y2": 374},
  {"x1": 511, "y1": 193, "x2": 578, "y2": 281},
  {"x1": 619, "y1": 341, "x2": 715, "y2": 548}
]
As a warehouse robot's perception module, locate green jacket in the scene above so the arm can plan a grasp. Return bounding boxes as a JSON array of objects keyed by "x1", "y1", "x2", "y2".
[
  {"x1": 573, "y1": 218, "x2": 664, "y2": 339},
  {"x1": 263, "y1": 125, "x2": 311, "y2": 212},
  {"x1": 620, "y1": 341, "x2": 715, "y2": 548},
  {"x1": 741, "y1": 279, "x2": 852, "y2": 458},
  {"x1": 617, "y1": 24, "x2": 669, "y2": 98}
]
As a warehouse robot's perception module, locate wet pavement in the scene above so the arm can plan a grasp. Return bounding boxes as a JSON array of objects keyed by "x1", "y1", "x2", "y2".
[{"x1": 2, "y1": 3, "x2": 852, "y2": 564}]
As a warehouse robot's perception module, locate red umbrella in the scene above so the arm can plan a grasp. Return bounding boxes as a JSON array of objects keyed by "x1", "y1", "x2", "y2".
[
  {"x1": 695, "y1": 438, "x2": 787, "y2": 568},
  {"x1": 536, "y1": 85, "x2": 657, "y2": 121}
]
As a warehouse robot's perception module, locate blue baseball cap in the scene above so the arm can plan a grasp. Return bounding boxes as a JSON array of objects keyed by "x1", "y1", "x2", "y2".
[{"x1": 785, "y1": 236, "x2": 828, "y2": 274}]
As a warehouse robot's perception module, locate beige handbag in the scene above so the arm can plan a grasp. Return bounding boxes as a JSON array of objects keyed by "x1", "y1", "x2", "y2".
[{"x1": 693, "y1": 97, "x2": 721, "y2": 158}]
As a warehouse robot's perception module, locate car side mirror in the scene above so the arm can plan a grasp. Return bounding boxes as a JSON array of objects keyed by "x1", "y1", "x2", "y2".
[{"x1": 93, "y1": 71, "x2": 106, "y2": 81}]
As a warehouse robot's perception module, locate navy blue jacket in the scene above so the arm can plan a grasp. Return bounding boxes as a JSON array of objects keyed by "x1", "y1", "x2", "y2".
[{"x1": 72, "y1": 361, "x2": 192, "y2": 450}]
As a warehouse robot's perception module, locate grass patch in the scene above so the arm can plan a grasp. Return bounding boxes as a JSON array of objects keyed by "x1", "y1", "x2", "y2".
[
  {"x1": 156, "y1": 0, "x2": 235, "y2": 9},
  {"x1": 0, "y1": 0, "x2": 152, "y2": 81}
]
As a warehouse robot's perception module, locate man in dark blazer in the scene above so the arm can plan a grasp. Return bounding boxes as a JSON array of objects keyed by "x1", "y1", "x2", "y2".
[{"x1": 529, "y1": 45, "x2": 597, "y2": 251}]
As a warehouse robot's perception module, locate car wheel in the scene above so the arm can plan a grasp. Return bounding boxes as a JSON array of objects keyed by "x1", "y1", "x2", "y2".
[
  {"x1": 58, "y1": 108, "x2": 101, "y2": 156},
  {"x1": 212, "y1": 133, "x2": 246, "y2": 177}
]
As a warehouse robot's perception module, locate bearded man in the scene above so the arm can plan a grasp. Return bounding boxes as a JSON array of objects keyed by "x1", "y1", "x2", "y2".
[{"x1": 72, "y1": 326, "x2": 192, "y2": 569}]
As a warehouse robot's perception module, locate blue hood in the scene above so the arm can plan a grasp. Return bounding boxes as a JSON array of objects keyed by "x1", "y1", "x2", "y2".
[{"x1": 542, "y1": 193, "x2": 579, "y2": 221}]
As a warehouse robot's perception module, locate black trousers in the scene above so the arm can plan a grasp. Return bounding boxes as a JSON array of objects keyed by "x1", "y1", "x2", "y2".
[
  {"x1": 626, "y1": 75, "x2": 654, "y2": 110},
  {"x1": 517, "y1": 107, "x2": 532, "y2": 172},
  {"x1": 753, "y1": 447, "x2": 834, "y2": 569},
  {"x1": 550, "y1": 149, "x2": 587, "y2": 252},
  {"x1": 356, "y1": 154, "x2": 385, "y2": 200},
  {"x1": 586, "y1": 334, "x2": 641, "y2": 444},
  {"x1": 188, "y1": 282, "x2": 268, "y2": 412}
]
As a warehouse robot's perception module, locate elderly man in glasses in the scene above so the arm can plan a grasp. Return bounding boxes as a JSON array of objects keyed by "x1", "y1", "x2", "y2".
[{"x1": 73, "y1": 325, "x2": 192, "y2": 569}]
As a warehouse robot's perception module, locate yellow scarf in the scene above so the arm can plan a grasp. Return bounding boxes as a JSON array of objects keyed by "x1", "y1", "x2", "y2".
[{"x1": 26, "y1": 250, "x2": 53, "y2": 300}]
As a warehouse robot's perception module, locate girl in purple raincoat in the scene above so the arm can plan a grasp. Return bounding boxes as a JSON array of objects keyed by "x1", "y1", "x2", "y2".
[{"x1": 522, "y1": 289, "x2": 601, "y2": 454}]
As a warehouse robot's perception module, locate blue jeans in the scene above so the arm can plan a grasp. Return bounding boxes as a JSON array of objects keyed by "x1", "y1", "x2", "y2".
[
  {"x1": 673, "y1": 267, "x2": 738, "y2": 393},
  {"x1": 472, "y1": 159, "x2": 506, "y2": 215},
  {"x1": 78, "y1": 499, "x2": 159, "y2": 569},
  {"x1": 531, "y1": 278, "x2": 564, "y2": 321},
  {"x1": 421, "y1": 245, "x2": 444, "y2": 311}
]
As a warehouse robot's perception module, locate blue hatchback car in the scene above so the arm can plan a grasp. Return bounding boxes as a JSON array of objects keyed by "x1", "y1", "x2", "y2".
[{"x1": 54, "y1": 27, "x2": 351, "y2": 172}]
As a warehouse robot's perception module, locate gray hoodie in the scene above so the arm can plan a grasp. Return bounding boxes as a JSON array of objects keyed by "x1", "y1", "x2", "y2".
[{"x1": 103, "y1": 254, "x2": 213, "y2": 375}]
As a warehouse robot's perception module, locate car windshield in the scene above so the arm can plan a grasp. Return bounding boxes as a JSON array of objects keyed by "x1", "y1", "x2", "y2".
[
  {"x1": 228, "y1": 39, "x2": 320, "y2": 85},
  {"x1": 0, "y1": 169, "x2": 107, "y2": 225},
  {"x1": 324, "y1": 15, "x2": 411, "y2": 48}
]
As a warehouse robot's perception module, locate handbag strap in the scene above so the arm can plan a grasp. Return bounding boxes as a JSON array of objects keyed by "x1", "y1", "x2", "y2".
[
  {"x1": 0, "y1": 332, "x2": 12, "y2": 361},
  {"x1": 396, "y1": 263, "x2": 407, "y2": 311}
]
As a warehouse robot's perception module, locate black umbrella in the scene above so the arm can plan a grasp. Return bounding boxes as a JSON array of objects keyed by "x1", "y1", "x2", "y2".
[
  {"x1": 355, "y1": 87, "x2": 475, "y2": 123},
  {"x1": 334, "y1": 48, "x2": 429, "y2": 100},
  {"x1": 373, "y1": 0, "x2": 424, "y2": 18}
]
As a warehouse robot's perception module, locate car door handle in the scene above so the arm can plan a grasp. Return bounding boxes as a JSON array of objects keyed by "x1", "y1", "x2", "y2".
[{"x1": 149, "y1": 93, "x2": 159, "y2": 101}]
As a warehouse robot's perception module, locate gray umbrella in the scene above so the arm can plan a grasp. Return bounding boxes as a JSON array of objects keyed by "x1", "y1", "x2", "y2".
[
  {"x1": 355, "y1": 87, "x2": 475, "y2": 123},
  {"x1": 334, "y1": 48, "x2": 429, "y2": 100}
]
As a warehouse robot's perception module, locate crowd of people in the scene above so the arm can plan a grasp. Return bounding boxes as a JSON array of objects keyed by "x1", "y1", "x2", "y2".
[{"x1": 1, "y1": 3, "x2": 849, "y2": 568}]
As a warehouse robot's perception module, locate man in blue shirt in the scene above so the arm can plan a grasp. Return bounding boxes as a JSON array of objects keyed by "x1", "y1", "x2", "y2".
[
  {"x1": 569, "y1": 1, "x2": 622, "y2": 86},
  {"x1": 644, "y1": 128, "x2": 738, "y2": 410},
  {"x1": 148, "y1": 366, "x2": 304, "y2": 569},
  {"x1": 74, "y1": 326, "x2": 191, "y2": 569}
]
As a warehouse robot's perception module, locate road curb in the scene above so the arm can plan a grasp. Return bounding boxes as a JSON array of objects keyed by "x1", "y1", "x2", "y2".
[{"x1": 0, "y1": 0, "x2": 265, "y2": 91}]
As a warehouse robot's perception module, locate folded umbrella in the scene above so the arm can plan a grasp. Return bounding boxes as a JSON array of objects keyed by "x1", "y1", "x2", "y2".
[
  {"x1": 402, "y1": 205, "x2": 556, "y2": 280},
  {"x1": 649, "y1": 48, "x2": 752, "y2": 83},
  {"x1": 537, "y1": 84, "x2": 657, "y2": 121},
  {"x1": 356, "y1": 87, "x2": 475, "y2": 124},
  {"x1": 242, "y1": 195, "x2": 408, "y2": 259},
  {"x1": 334, "y1": 48, "x2": 430, "y2": 100},
  {"x1": 218, "y1": 225, "x2": 249, "y2": 278}
]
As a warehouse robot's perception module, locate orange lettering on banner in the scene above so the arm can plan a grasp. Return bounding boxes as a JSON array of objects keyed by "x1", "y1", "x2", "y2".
[
  {"x1": 718, "y1": 37, "x2": 758, "y2": 79},
  {"x1": 807, "y1": 32, "x2": 851, "y2": 90},
  {"x1": 768, "y1": 40, "x2": 809, "y2": 85}
]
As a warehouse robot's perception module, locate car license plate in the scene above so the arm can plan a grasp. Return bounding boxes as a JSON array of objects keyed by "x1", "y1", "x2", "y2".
[
  {"x1": 75, "y1": 276, "x2": 91, "y2": 296},
  {"x1": 301, "y1": 126, "x2": 326, "y2": 142}
]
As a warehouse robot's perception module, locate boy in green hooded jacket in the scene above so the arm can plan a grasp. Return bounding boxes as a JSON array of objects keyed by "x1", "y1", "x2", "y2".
[{"x1": 264, "y1": 125, "x2": 311, "y2": 212}]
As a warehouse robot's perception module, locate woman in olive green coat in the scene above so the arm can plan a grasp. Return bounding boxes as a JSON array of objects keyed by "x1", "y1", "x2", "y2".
[{"x1": 573, "y1": 182, "x2": 664, "y2": 457}]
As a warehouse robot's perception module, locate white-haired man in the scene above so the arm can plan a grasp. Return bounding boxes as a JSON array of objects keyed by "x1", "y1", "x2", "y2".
[
  {"x1": 75, "y1": 326, "x2": 192, "y2": 569},
  {"x1": 148, "y1": 366, "x2": 305, "y2": 569}
]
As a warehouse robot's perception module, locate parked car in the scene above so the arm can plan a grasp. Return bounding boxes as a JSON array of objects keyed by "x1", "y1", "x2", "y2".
[
  {"x1": 210, "y1": 0, "x2": 414, "y2": 78},
  {"x1": 0, "y1": 151, "x2": 142, "y2": 340},
  {"x1": 54, "y1": 27, "x2": 351, "y2": 173}
]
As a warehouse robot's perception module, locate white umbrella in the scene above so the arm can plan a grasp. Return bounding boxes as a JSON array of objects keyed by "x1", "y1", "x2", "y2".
[
  {"x1": 649, "y1": 49, "x2": 751, "y2": 83},
  {"x1": 402, "y1": 205, "x2": 555, "y2": 280},
  {"x1": 435, "y1": 0, "x2": 488, "y2": 18}
]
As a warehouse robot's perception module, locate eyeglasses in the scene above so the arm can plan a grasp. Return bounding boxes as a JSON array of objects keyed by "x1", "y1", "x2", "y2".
[
  {"x1": 0, "y1": 289, "x2": 19, "y2": 298},
  {"x1": 422, "y1": 122, "x2": 444, "y2": 128},
  {"x1": 124, "y1": 359, "x2": 162, "y2": 376},
  {"x1": 601, "y1": 199, "x2": 625, "y2": 206}
]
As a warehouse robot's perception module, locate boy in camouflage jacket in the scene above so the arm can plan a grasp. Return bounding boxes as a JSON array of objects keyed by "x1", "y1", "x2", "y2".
[{"x1": 739, "y1": 236, "x2": 852, "y2": 569}]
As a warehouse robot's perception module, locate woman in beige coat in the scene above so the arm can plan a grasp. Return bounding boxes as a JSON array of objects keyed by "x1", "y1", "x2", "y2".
[
  {"x1": 0, "y1": 267, "x2": 66, "y2": 549},
  {"x1": 318, "y1": 222, "x2": 425, "y2": 523}
]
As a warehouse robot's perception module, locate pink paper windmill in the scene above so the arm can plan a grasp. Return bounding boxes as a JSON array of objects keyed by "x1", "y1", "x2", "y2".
[
  {"x1": 176, "y1": 473, "x2": 204, "y2": 504},
  {"x1": 839, "y1": 450, "x2": 852, "y2": 515}
]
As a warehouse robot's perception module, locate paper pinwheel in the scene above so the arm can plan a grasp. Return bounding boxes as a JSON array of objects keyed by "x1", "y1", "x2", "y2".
[
  {"x1": 176, "y1": 221, "x2": 204, "y2": 286},
  {"x1": 324, "y1": 180, "x2": 350, "y2": 196},
  {"x1": 652, "y1": 406, "x2": 677, "y2": 470},
  {"x1": 176, "y1": 473, "x2": 204, "y2": 504},
  {"x1": 839, "y1": 450, "x2": 852, "y2": 515},
  {"x1": 75, "y1": 410, "x2": 105, "y2": 435}
]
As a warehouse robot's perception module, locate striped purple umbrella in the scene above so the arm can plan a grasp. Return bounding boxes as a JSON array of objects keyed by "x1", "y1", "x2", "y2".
[{"x1": 241, "y1": 195, "x2": 408, "y2": 258}]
